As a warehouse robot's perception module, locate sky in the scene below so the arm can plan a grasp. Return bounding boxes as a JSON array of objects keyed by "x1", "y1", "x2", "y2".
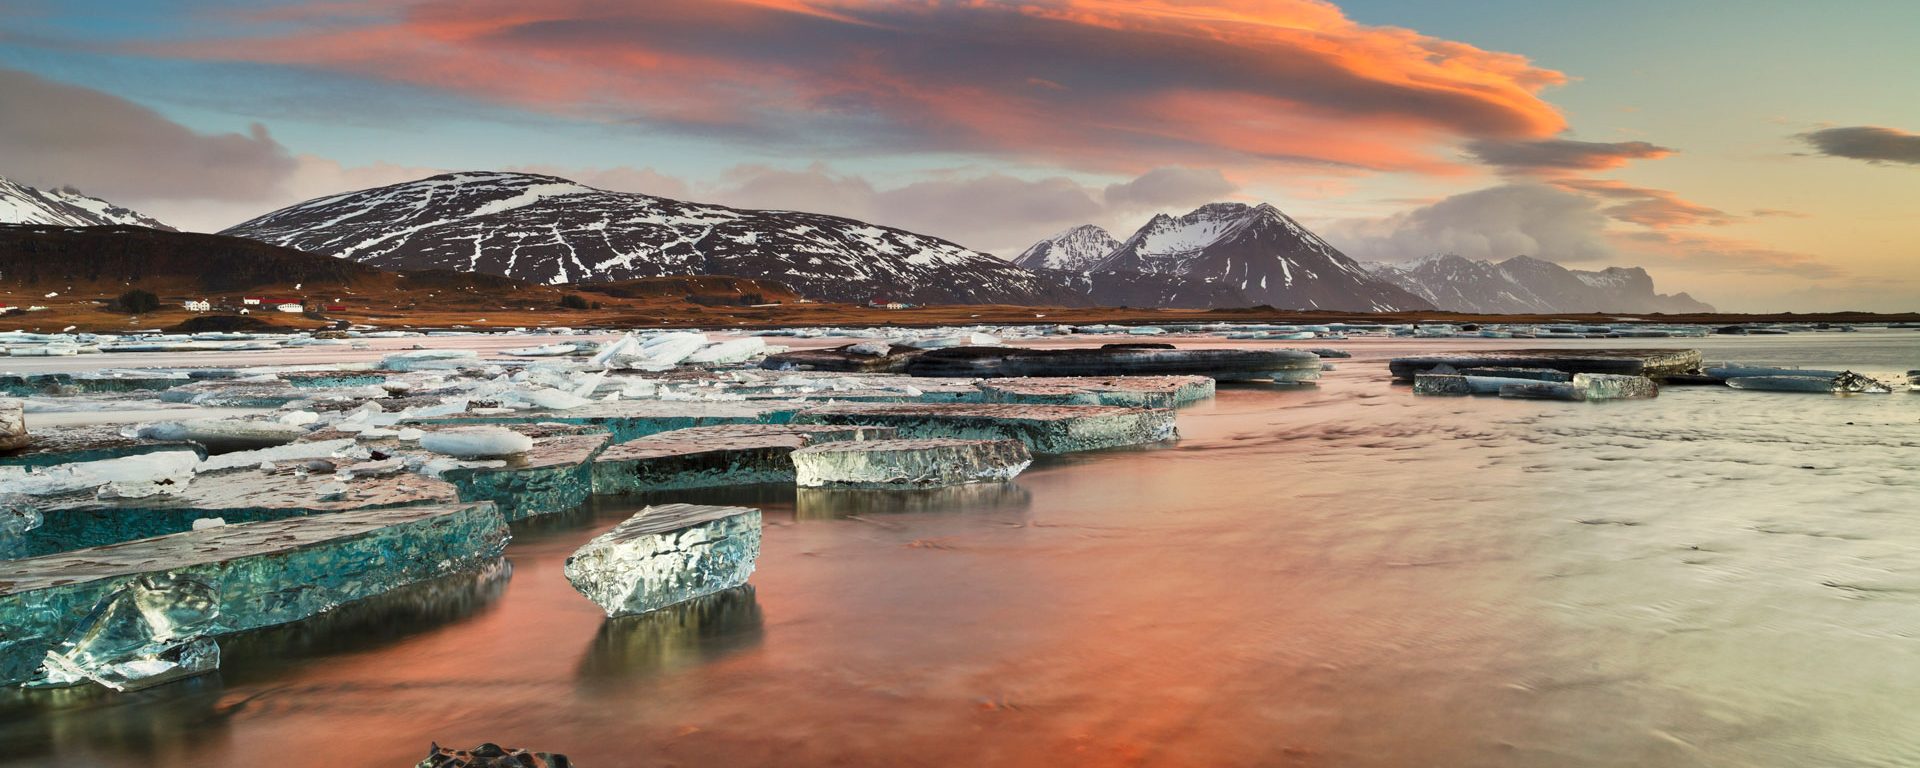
[{"x1": 0, "y1": 0, "x2": 1915, "y2": 312}]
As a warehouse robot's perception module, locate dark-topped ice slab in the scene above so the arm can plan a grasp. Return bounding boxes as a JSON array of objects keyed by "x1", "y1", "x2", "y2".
[
  {"x1": 1, "y1": 425, "x2": 203, "y2": 469},
  {"x1": 1726, "y1": 372, "x2": 1893, "y2": 394},
  {"x1": 976, "y1": 375, "x2": 1214, "y2": 408},
  {"x1": 1390, "y1": 348, "x2": 1702, "y2": 381},
  {"x1": 590, "y1": 424, "x2": 895, "y2": 494},
  {"x1": 760, "y1": 344, "x2": 926, "y2": 373},
  {"x1": 0, "y1": 502, "x2": 509, "y2": 686},
  {"x1": 791, "y1": 403, "x2": 1175, "y2": 454},
  {"x1": 905, "y1": 346, "x2": 1322, "y2": 382},
  {"x1": 792, "y1": 438, "x2": 1031, "y2": 489},
  {"x1": 3, "y1": 464, "x2": 462, "y2": 559},
  {"x1": 407, "y1": 400, "x2": 792, "y2": 443},
  {"x1": 563, "y1": 504, "x2": 761, "y2": 617}
]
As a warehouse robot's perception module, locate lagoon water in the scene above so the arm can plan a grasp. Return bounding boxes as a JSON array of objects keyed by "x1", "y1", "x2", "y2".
[{"x1": 2, "y1": 333, "x2": 1916, "y2": 767}]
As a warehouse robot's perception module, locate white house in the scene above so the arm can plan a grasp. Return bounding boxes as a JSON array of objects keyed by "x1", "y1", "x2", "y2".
[
  {"x1": 276, "y1": 303, "x2": 304, "y2": 314},
  {"x1": 182, "y1": 300, "x2": 211, "y2": 312}
]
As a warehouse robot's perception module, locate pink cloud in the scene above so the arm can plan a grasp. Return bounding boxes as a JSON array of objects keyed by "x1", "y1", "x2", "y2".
[{"x1": 145, "y1": 0, "x2": 1571, "y2": 174}]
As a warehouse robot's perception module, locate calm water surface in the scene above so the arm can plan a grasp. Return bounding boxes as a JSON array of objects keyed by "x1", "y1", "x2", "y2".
[{"x1": 2, "y1": 333, "x2": 1916, "y2": 767}]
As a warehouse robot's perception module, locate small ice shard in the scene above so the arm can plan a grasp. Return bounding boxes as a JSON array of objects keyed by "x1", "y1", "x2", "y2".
[
  {"x1": 191, "y1": 517, "x2": 226, "y2": 530},
  {"x1": 521, "y1": 387, "x2": 592, "y2": 411},
  {"x1": 420, "y1": 427, "x2": 535, "y2": 458},
  {"x1": 792, "y1": 438, "x2": 1031, "y2": 489},
  {"x1": 1573, "y1": 373, "x2": 1659, "y2": 400},
  {"x1": 1412, "y1": 373, "x2": 1472, "y2": 396},
  {"x1": 846, "y1": 341, "x2": 892, "y2": 357},
  {"x1": 277, "y1": 410, "x2": 321, "y2": 426},
  {"x1": 589, "y1": 332, "x2": 638, "y2": 369},
  {"x1": 564, "y1": 504, "x2": 761, "y2": 617},
  {"x1": 2, "y1": 498, "x2": 41, "y2": 538},
  {"x1": 1, "y1": 399, "x2": 27, "y2": 451},
  {"x1": 378, "y1": 350, "x2": 479, "y2": 372},
  {"x1": 685, "y1": 337, "x2": 769, "y2": 365},
  {"x1": 30, "y1": 573, "x2": 222, "y2": 692}
]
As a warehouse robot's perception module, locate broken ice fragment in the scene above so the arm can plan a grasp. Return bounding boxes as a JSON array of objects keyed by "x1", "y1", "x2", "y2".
[
  {"x1": 0, "y1": 399, "x2": 26, "y2": 451},
  {"x1": 564, "y1": 504, "x2": 761, "y2": 617},
  {"x1": 30, "y1": 573, "x2": 222, "y2": 692},
  {"x1": 792, "y1": 438, "x2": 1031, "y2": 489},
  {"x1": 1412, "y1": 374, "x2": 1472, "y2": 396},
  {"x1": 1572, "y1": 373, "x2": 1660, "y2": 400},
  {"x1": 420, "y1": 427, "x2": 535, "y2": 458},
  {"x1": 2, "y1": 497, "x2": 41, "y2": 538}
]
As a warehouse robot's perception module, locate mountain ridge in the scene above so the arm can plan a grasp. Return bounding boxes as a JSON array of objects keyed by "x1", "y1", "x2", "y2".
[{"x1": 0, "y1": 177, "x2": 173, "y2": 230}]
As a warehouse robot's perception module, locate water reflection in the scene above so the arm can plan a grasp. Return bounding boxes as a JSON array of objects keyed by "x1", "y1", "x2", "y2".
[
  {"x1": 0, "y1": 668, "x2": 238, "y2": 762},
  {"x1": 793, "y1": 482, "x2": 1032, "y2": 520},
  {"x1": 218, "y1": 558, "x2": 514, "y2": 678},
  {"x1": 575, "y1": 586, "x2": 764, "y2": 691}
]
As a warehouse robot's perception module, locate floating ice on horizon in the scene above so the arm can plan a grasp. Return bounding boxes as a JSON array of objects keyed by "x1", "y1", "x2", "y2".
[{"x1": 685, "y1": 337, "x2": 770, "y2": 365}]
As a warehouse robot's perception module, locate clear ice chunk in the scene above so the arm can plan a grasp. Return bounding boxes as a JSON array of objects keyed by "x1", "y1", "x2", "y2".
[
  {"x1": 564, "y1": 504, "x2": 761, "y2": 617},
  {"x1": 30, "y1": 573, "x2": 222, "y2": 692},
  {"x1": 1572, "y1": 373, "x2": 1660, "y2": 400},
  {"x1": 791, "y1": 438, "x2": 1032, "y2": 489}
]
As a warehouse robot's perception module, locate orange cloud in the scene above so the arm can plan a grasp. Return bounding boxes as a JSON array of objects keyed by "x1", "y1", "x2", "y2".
[
  {"x1": 1554, "y1": 178, "x2": 1735, "y2": 229},
  {"x1": 143, "y1": 0, "x2": 1569, "y2": 174}
]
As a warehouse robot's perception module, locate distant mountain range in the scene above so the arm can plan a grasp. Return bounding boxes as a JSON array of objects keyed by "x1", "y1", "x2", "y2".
[
  {"x1": 220, "y1": 171, "x2": 1072, "y2": 306},
  {"x1": 2, "y1": 170, "x2": 1711, "y2": 313},
  {"x1": 0, "y1": 177, "x2": 172, "y2": 230},
  {"x1": 1362, "y1": 254, "x2": 1715, "y2": 314}
]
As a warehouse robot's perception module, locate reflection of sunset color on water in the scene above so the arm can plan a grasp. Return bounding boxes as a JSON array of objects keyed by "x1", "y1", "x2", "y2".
[{"x1": 2, "y1": 333, "x2": 1916, "y2": 767}]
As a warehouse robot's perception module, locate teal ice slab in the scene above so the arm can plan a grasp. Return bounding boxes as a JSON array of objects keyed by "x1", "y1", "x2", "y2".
[
  {"x1": 279, "y1": 372, "x2": 394, "y2": 389},
  {"x1": 790, "y1": 403, "x2": 1176, "y2": 454},
  {"x1": 2, "y1": 468, "x2": 461, "y2": 560},
  {"x1": 0, "y1": 502, "x2": 509, "y2": 686},
  {"x1": 563, "y1": 504, "x2": 760, "y2": 617},
  {"x1": 158, "y1": 382, "x2": 314, "y2": 408},
  {"x1": 976, "y1": 376, "x2": 1214, "y2": 408},
  {"x1": 0, "y1": 374, "x2": 189, "y2": 396},
  {"x1": 303, "y1": 423, "x2": 611, "y2": 521},
  {"x1": 406, "y1": 401, "x2": 797, "y2": 444},
  {"x1": 439, "y1": 432, "x2": 611, "y2": 521},
  {"x1": 1, "y1": 427, "x2": 204, "y2": 469},
  {"x1": 590, "y1": 424, "x2": 895, "y2": 494}
]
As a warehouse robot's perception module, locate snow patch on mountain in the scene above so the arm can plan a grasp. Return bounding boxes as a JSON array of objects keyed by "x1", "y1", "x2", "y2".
[
  {"x1": 0, "y1": 177, "x2": 173, "y2": 230},
  {"x1": 222, "y1": 171, "x2": 1071, "y2": 305}
]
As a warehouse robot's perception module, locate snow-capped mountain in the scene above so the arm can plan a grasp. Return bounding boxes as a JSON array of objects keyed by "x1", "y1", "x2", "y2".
[
  {"x1": 1013, "y1": 224, "x2": 1121, "y2": 272},
  {"x1": 1364, "y1": 254, "x2": 1714, "y2": 314},
  {"x1": 0, "y1": 177, "x2": 172, "y2": 230},
  {"x1": 1086, "y1": 203, "x2": 1433, "y2": 311},
  {"x1": 221, "y1": 171, "x2": 1074, "y2": 305}
]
